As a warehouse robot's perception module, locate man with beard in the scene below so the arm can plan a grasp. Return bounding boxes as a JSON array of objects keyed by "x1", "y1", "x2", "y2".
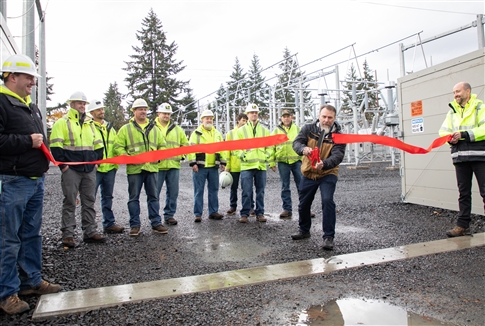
[
  {"x1": 439, "y1": 82, "x2": 485, "y2": 237},
  {"x1": 188, "y1": 109, "x2": 226, "y2": 222},
  {"x1": 291, "y1": 105, "x2": 345, "y2": 250}
]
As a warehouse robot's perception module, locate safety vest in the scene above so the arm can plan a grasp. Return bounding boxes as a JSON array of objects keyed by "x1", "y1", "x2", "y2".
[
  {"x1": 94, "y1": 120, "x2": 118, "y2": 173},
  {"x1": 155, "y1": 119, "x2": 189, "y2": 170},
  {"x1": 236, "y1": 120, "x2": 271, "y2": 171},
  {"x1": 113, "y1": 118, "x2": 166, "y2": 174},
  {"x1": 269, "y1": 122, "x2": 301, "y2": 167},
  {"x1": 188, "y1": 125, "x2": 225, "y2": 168},
  {"x1": 50, "y1": 108, "x2": 103, "y2": 172},
  {"x1": 439, "y1": 94, "x2": 485, "y2": 163},
  {"x1": 225, "y1": 127, "x2": 242, "y2": 172}
]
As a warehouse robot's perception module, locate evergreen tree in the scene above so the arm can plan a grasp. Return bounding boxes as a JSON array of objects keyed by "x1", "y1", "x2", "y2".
[
  {"x1": 177, "y1": 88, "x2": 198, "y2": 126},
  {"x1": 124, "y1": 8, "x2": 188, "y2": 117},
  {"x1": 215, "y1": 57, "x2": 247, "y2": 128},
  {"x1": 275, "y1": 47, "x2": 311, "y2": 118},
  {"x1": 247, "y1": 54, "x2": 269, "y2": 120},
  {"x1": 341, "y1": 60, "x2": 381, "y2": 121},
  {"x1": 103, "y1": 82, "x2": 126, "y2": 130}
]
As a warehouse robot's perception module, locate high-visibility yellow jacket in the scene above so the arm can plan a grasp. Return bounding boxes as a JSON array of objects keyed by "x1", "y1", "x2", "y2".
[
  {"x1": 225, "y1": 126, "x2": 241, "y2": 172},
  {"x1": 113, "y1": 118, "x2": 166, "y2": 174},
  {"x1": 188, "y1": 125, "x2": 226, "y2": 168},
  {"x1": 269, "y1": 122, "x2": 301, "y2": 168},
  {"x1": 235, "y1": 120, "x2": 271, "y2": 171},
  {"x1": 50, "y1": 108, "x2": 103, "y2": 173},
  {"x1": 93, "y1": 120, "x2": 118, "y2": 173},
  {"x1": 439, "y1": 94, "x2": 485, "y2": 163},
  {"x1": 155, "y1": 119, "x2": 189, "y2": 170}
]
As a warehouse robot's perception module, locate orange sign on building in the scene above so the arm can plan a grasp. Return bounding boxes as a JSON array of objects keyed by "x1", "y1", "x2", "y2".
[{"x1": 411, "y1": 100, "x2": 423, "y2": 117}]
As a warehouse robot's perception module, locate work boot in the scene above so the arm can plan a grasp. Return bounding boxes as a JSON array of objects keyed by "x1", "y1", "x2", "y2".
[
  {"x1": 279, "y1": 211, "x2": 292, "y2": 218},
  {"x1": 291, "y1": 231, "x2": 310, "y2": 240},
  {"x1": 83, "y1": 233, "x2": 106, "y2": 244},
  {"x1": 0, "y1": 295, "x2": 29, "y2": 315},
  {"x1": 209, "y1": 212, "x2": 223, "y2": 220},
  {"x1": 129, "y1": 227, "x2": 140, "y2": 237},
  {"x1": 310, "y1": 212, "x2": 316, "y2": 218},
  {"x1": 226, "y1": 207, "x2": 237, "y2": 216},
  {"x1": 62, "y1": 237, "x2": 75, "y2": 248},
  {"x1": 165, "y1": 217, "x2": 178, "y2": 225},
  {"x1": 239, "y1": 216, "x2": 248, "y2": 223},
  {"x1": 446, "y1": 226, "x2": 470, "y2": 237},
  {"x1": 152, "y1": 224, "x2": 168, "y2": 234},
  {"x1": 104, "y1": 224, "x2": 125, "y2": 234},
  {"x1": 18, "y1": 280, "x2": 62, "y2": 296},
  {"x1": 322, "y1": 237, "x2": 334, "y2": 250},
  {"x1": 194, "y1": 216, "x2": 202, "y2": 223},
  {"x1": 250, "y1": 209, "x2": 256, "y2": 217},
  {"x1": 256, "y1": 215, "x2": 267, "y2": 222}
]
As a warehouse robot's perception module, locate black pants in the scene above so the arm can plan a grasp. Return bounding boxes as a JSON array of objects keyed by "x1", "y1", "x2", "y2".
[{"x1": 454, "y1": 161, "x2": 485, "y2": 228}]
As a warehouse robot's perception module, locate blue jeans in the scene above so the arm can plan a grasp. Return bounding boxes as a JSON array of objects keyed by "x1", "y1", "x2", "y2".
[
  {"x1": 240, "y1": 169, "x2": 266, "y2": 217},
  {"x1": 0, "y1": 174, "x2": 44, "y2": 301},
  {"x1": 192, "y1": 167, "x2": 219, "y2": 216},
  {"x1": 298, "y1": 174, "x2": 338, "y2": 238},
  {"x1": 95, "y1": 169, "x2": 117, "y2": 229},
  {"x1": 157, "y1": 169, "x2": 180, "y2": 220},
  {"x1": 278, "y1": 161, "x2": 302, "y2": 212},
  {"x1": 127, "y1": 171, "x2": 162, "y2": 228},
  {"x1": 229, "y1": 172, "x2": 240, "y2": 209}
]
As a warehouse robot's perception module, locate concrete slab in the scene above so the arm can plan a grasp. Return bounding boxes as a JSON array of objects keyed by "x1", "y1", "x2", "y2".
[{"x1": 32, "y1": 232, "x2": 485, "y2": 319}]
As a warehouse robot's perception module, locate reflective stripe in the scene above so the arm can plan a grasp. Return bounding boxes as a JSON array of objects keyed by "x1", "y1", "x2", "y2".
[
  {"x1": 63, "y1": 116, "x2": 94, "y2": 151},
  {"x1": 451, "y1": 150, "x2": 485, "y2": 158}
]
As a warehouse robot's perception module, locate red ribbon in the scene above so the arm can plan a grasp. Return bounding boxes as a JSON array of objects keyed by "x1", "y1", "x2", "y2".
[
  {"x1": 40, "y1": 134, "x2": 289, "y2": 166},
  {"x1": 332, "y1": 133, "x2": 452, "y2": 154},
  {"x1": 310, "y1": 147, "x2": 321, "y2": 168}
]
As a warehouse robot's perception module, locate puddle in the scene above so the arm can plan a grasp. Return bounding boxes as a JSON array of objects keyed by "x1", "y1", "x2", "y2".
[{"x1": 297, "y1": 298, "x2": 455, "y2": 325}]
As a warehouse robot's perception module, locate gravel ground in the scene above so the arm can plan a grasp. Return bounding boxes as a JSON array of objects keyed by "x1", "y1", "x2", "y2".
[{"x1": 1, "y1": 162, "x2": 484, "y2": 325}]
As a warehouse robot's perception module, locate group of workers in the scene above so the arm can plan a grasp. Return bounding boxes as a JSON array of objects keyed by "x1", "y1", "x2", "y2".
[{"x1": 0, "y1": 52, "x2": 483, "y2": 315}]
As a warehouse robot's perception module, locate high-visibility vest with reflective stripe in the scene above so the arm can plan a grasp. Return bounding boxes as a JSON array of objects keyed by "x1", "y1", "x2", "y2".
[
  {"x1": 155, "y1": 119, "x2": 189, "y2": 170},
  {"x1": 50, "y1": 108, "x2": 103, "y2": 167},
  {"x1": 225, "y1": 127, "x2": 241, "y2": 172},
  {"x1": 94, "y1": 120, "x2": 118, "y2": 172},
  {"x1": 188, "y1": 125, "x2": 225, "y2": 168},
  {"x1": 439, "y1": 94, "x2": 485, "y2": 163},
  {"x1": 113, "y1": 118, "x2": 166, "y2": 174},
  {"x1": 236, "y1": 121, "x2": 271, "y2": 171},
  {"x1": 269, "y1": 122, "x2": 301, "y2": 167}
]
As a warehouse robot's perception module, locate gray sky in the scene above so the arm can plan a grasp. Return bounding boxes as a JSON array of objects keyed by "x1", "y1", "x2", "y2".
[{"x1": 5, "y1": 0, "x2": 485, "y2": 108}]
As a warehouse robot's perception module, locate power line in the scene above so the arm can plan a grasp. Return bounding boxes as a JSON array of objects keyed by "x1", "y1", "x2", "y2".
[{"x1": 361, "y1": 1, "x2": 482, "y2": 16}]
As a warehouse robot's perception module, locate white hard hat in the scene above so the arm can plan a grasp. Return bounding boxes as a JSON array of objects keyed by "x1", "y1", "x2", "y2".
[
  {"x1": 219, "y1": 171, "x2": 233, "y2": 189},
  {"x1": 2, "y1": 54, "x2": 41, "y2": 78},
  {"x1": 245, "y1": 103, "x2": 259, "y2": 113},
  {"x1": 131, "y1": 98, "x2": 148, "y2": 111},
  {"x1": 200, "y1": 109, "x2": 214, "y2": 120},
  {"x1": 157, "y1": 103, "x2": 172, "y2": 113},
  {"x1": 67, "y1": 91, "x2": 89, "y2": 104},
  {"x1": 87, "y1": 99, "x2": 105, "y2": 112}
]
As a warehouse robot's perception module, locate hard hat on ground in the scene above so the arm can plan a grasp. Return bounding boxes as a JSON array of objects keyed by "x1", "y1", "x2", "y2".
[
  {"x1": 157, "y1": 103, "x2": 172, "y2": 114},
  {"x1": 131, "y1": 98, "x2": 148, "y2": 111},
  {"x1": 2, "y1": 54, "x2": 41, "y2": 78},
  {"x1": 87, "y1": 99, "x2": 105, "y2": 112},
  {"x1": 67, "y1": 91, "x2": 89, "y2": 104},
  {"x1": 245, "y1": 103, "x2": 259, "y2": 113},
  {"x1": 219, "y1": 171, "x2": 233, "y2": 189},
  {"x1": 200, "y1": 109, "x2": 214, "y2": 120}
]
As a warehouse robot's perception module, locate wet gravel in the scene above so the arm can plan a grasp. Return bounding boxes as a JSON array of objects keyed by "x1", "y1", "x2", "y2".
[{"x1": 2, "y1": 163, "x2": 484, "y2": 325}]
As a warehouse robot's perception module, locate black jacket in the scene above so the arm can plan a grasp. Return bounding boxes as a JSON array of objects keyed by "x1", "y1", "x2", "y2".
[{"x1": 0, "y1": 93, "x2": 49, "y2": 177}]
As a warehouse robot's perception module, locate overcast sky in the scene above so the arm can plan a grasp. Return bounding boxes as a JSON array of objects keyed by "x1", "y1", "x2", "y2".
[{"x1": 4, "y1": 0, "x2": 485, "y2": 109}]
